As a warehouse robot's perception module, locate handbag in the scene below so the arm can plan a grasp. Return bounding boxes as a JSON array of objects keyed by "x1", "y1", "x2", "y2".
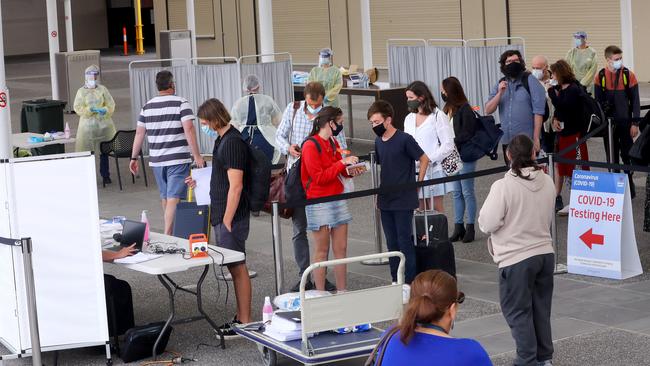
[
  {"x1": 435, "y1": 110, "x2": 462, "y2": 176},
  {"x1": 261, "y1": 101, "x2": 301, "y2": 219},
  {"x1": 364, "y1": 326, "x2": 400, "y2": 366}
]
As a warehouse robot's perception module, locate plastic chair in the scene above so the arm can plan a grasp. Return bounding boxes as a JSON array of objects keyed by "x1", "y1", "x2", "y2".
[{"x1": 100, "y1": 130, "x2": 148, "y2": 190}]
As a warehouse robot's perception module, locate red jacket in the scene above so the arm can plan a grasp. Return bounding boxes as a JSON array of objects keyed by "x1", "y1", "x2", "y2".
[{"x1": 300, "y1": 135, "x2": 347, "y2": 199}]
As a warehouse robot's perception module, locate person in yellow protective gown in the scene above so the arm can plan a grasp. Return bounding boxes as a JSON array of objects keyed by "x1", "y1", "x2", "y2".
[
  {"x1": 231, "y1": 75, "x2": 283, "y2": 163},
  {"x1": 566, "y1": 31, "x2": 598, "y2": 95},
  {"x1": 308, "y1": 48, "x2": 343, "y2": 107},
  {"x1": 74, "y1": 65, "x2": 117, "y2": 185}
]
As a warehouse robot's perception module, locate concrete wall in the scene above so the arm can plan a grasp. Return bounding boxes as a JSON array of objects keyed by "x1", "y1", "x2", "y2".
[{"x1": 2, "y1": 0, "x2": 108, "y2": 56}]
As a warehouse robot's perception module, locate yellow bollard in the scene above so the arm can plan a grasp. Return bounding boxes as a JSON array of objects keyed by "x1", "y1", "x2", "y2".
[{"x1": 134, "y1": 0, "x2": 144, "y2": 55}]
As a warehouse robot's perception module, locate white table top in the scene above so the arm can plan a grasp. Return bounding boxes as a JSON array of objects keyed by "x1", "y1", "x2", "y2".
[
  {"x1": 12, "y1": 132, "x2": 76, "y2": 149},
  {"x1": 110, "y1": 231, "x2": 245, "y2": 275}
]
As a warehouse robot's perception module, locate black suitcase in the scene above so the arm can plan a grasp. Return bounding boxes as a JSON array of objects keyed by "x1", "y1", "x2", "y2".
[
  {"x1": 120, "y1": 322, "x2": 173, "y2": 363},
  {"x1": 413, "y1": 208, "x2": 456, "y2": 278},
  {"x1": 104, "y1": 274, "x2": 135, "y2": 349},
  {"x1": 173, "y1": 201, "x2": 210, "y2": 240}
]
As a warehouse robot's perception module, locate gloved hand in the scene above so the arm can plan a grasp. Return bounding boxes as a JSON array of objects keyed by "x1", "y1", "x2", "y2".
[{"x1": 92, "y1": 107, "x2": 107, "y2": 116}]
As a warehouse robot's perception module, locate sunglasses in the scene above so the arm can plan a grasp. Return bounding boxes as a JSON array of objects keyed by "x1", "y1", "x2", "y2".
[{"x1": 457, "y1": 291, "x2": 465, "y2": 304}]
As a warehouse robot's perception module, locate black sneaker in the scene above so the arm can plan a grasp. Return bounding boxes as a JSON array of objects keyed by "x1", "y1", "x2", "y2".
[
  {"x1": 324, "y1": 279, "x2": 337, "y2": 292},
  {"x1": 102, "y1": 176, "x2": 112, "y2": 185},
  {"x1": 216, "y1": 317, "x2": 242, "y2": 339},
  {"x1": 290, "y1": 279, "x2": 315, "y2": 293},
  {"x1": 555, "y1": 195, "x2": 564, "y2": 212}
]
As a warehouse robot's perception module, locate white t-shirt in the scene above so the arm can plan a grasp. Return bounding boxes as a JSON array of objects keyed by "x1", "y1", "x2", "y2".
[{"x1": 404, "y1": 108, "x2": 455, "y2": 173}]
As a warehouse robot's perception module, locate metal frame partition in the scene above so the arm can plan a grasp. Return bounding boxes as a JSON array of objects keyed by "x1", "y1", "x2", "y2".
[
  {"x1": 386, "y1": 39, "x2": 427, "y2": 84},
  {"x1": 238, "y1": 52, "x2": 294, "y2": 107},
  {"x1": 426, "y1": 38, "x2": 468, "y2": 99}
]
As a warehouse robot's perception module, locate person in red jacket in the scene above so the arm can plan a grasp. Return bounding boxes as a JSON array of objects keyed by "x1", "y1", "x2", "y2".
[{"x1": 301, "y1": 106, "x2": 360, "y2": 292}]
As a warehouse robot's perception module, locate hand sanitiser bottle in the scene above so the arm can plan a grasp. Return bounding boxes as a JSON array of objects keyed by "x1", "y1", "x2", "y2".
[
  {"x1": 64, "y1": 122, "x2": 71, "y2": 139},
  {"x1": 141, "y1": 210, "x2": 150, "y2": 242},
  {"x1": 262, "y1": 296, "x2": 273, "y2": 323}
]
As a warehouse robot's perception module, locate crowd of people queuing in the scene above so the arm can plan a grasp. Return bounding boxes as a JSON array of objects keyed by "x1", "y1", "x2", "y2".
[{"x1": 100, "y1": 35, "x2": 650, "y2": 365}]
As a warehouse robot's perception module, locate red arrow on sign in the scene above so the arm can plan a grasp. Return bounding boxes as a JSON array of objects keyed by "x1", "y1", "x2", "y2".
[{"x1": 580, "y1": 228, "x2": 604, "y2": 249}]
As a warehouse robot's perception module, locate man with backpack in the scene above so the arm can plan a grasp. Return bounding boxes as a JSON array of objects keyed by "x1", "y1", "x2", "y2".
[
  {"x1": 275, "y1": 81, "x2": 347, "y2": 292},
  {"x1": 485, "y1": 50, "x2": 547, "y2": 164},
  {"x1": 594, "y1": 45, "x2": 641, "y2": 198}
]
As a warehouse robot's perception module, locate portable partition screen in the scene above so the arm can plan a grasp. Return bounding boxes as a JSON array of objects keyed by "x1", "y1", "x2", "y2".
[
  {"x1": 239, "y1": 53, "x2": 294, "y2": 111},
  {"x1": 387, "y1": 40, "x2": 427, "y2": 87},
  {"x1": 191, "y1": 57, "x2": 242, "y2": 154},
  {"x1": 425, "y1": 40, "x2": 467, "y2": 103}
]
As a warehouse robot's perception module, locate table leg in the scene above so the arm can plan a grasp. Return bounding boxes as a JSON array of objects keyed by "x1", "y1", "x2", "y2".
[
  {"x1": 153, "y1": 274, "x2": 176, "y2": 360},
  {"x1": 347, "y1": 94, "x2": 354, "y2": 139},
  {"x1": 196, "y1": 265, "x2": 226, "y2": 349}
]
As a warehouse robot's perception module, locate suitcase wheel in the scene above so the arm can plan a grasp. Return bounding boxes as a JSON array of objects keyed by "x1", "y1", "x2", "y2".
[{"x1": 258, "y1": 345, "x2": 277, "y2": 366}]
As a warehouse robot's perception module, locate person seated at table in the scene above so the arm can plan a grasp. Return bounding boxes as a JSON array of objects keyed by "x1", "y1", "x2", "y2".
[
  {"x1": 102, "y1": 244, "x2": 137, "y2": 262},
  {"x1": 186, "y1": 98, "x2": 252, "y2": 338},
  {"x1": 376, "y1": 270, "x2": 492, "y2": 366}
]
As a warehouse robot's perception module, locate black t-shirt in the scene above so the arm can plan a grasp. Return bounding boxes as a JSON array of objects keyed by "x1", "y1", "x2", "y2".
[
  {"x1": 375, "y1": 130, "x2": 424, "y2": 211},
  {"x1": 210, "y1": 126, "x2": 249, "y2": 226}
]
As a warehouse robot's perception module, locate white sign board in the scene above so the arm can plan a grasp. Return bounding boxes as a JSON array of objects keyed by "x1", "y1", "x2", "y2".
[{"x1": 567, "y1": 170, "x2": 642, "y2": 280}]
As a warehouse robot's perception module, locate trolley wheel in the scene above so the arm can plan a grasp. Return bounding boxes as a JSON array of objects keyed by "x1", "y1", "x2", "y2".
[
  {"x1": 106, "y1": 359, "x2": 113, "y2": 366},
  {"x1": 257, "y1": 344, "x2": 277, "y2": 366}
]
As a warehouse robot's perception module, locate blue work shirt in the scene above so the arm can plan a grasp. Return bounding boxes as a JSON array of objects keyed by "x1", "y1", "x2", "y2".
[{"x1": 488, "y1": 73, "x2": 546, "y2": 144}]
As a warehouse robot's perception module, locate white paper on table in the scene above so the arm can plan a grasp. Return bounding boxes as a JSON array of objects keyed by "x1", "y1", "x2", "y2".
[
  {"x1": 114, "y1": 252, "x2": 162, "y2": 264},
  {"x1": 191, "y1": 166, "x2": 212, "y2": 205}
]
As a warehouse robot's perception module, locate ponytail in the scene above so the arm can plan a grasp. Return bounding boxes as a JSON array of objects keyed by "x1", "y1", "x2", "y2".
[{"x1": 397, "y1": 270, "x2": 459, "y2": 345}]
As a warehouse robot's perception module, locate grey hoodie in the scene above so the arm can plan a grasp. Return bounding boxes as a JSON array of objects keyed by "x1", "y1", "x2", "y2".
[{"x1": 478, "y1": 167, "x2": 556, "y2": 268}]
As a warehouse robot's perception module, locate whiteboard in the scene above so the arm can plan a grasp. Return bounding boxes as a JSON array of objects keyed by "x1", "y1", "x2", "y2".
[{"x1": 1, "y1": 153, "x2": 108, "y2": 351}]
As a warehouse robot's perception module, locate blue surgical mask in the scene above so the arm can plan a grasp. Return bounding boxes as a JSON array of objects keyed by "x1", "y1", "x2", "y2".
[
  {"x1": 307, "y1": 104, "x2": 322, "y2": 115},
  {"x1": 319, "y1": 56, "x2": 331, "y2": 66},
  {"x1": 574, "y1": 38, "x2": 583, "y2": 48},
  {"x1": 612, "y1": 60, "x2": 623, "y2": 70},
  {"x1": 201, "y1": 124, "x2": 218, "y2": 138}
]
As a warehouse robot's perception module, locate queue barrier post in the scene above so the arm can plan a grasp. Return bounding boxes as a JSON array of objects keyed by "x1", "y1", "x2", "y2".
[
  {"x1": 548, "y1": 154, "x2": 567, "y2": 274},
  {"x1": 271, "y1": 201, "x2": 285, "y2": 296},
  {"x1": 607, "y1": 117, "x2": 615, "y2": 172},
  {"x1": 362, "y1": 151, "x2": 389, "y2": 266}
]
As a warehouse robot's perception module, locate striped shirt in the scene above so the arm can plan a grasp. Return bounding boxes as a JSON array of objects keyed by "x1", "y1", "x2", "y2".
[{"x1": 137, "y1": 95, "x2": 194, "y2": 167}]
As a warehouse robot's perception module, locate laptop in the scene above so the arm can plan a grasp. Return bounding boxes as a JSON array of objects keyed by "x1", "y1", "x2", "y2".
[{"x1": 107, "y1": 220, "x2": 146, "y2": 251}]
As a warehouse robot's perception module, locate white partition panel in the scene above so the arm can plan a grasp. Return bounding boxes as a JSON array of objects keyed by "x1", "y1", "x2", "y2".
[{"x1": 0, "y1": 153, "x2": 108, "y2": 352}]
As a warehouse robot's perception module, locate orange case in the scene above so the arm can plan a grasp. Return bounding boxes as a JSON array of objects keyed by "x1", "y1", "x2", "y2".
[{"x1": 189, "y1": 233, "x2": 209, "y2": 258}]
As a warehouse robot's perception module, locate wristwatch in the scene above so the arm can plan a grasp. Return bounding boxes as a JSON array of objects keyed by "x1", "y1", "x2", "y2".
[{"x1": 130, "y1": 157, "x2": 138, "y2": 161}]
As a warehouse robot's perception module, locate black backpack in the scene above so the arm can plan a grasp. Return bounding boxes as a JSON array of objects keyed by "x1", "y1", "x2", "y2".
[
  {"x1": 579, "y1": 84, "x2": 608, "y2": 137},
  {"x1": 597, "y1": 67, "x2": 632, "y2": 117},
  {"x1": 500, "y1": 72, "x2": 550, "y2": 121},
  {"x1": 284, "y1": 137, "x2": 335, "y2": 206},
  {"x1": 217, "y1": 132, "x2": 271, "y2": 212}
]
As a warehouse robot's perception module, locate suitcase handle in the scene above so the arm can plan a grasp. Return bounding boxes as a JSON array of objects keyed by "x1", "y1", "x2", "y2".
[{"x1": 413, "y1": 185, "x2": 434, "y2": 246}]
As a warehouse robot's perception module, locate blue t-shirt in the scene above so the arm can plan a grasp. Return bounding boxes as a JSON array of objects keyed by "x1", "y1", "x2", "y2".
[
  {"x1": 375, "y1": 130, "x2": 424, "y2": 211},
  {"x1": 379, "y1": 330, "x2": 492, "y2": 366}
]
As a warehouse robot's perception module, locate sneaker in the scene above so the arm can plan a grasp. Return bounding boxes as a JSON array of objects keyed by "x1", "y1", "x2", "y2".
[
  {"x1": 290, "y1": 279, "x2": 315, "y2": 293},
  {"x1": 557, "y1": 204, "x2": 570, "y2": 216},
  {"x1": 555, "y1": 196, "x2": 564, "y2": 212},
  {"x1": 324, "y1": 279, "x2": 337, "y2": 292},
  {"x1": 216, "y1": 317, "x2": 242, "y2": 339},
  {"x1": 537, "y1": 360, "x2": 553, "y2": 366},
  {"x1": 102, "y1": 176, "x2": 112, "y2": 185}
]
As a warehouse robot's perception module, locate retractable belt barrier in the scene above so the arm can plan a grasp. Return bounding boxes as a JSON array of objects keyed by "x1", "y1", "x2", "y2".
[{"x1": 553, "y1": 157, "x2": 650, "y2": 174}]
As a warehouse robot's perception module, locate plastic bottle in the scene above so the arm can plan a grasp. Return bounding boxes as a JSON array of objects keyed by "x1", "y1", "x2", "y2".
[
  {"x1": 262, "y1": 296, "x2": 273, "y2": 323},
  {"x1": 141, "y1": 210, "x2": 150, "y2": 242},
  {"x1": 64, "y1": 122, "x2": 71, "y2": 139}
]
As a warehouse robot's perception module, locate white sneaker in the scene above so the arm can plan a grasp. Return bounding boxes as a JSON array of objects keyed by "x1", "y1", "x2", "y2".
[{"x1": 557, "y1": 204, "x2": 570, "y2": 216}]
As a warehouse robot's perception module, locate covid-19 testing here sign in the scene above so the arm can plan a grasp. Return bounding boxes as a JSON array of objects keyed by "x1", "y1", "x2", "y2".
[{"x1": 567, "y1": 170, "x2": 642, "y2": 280}]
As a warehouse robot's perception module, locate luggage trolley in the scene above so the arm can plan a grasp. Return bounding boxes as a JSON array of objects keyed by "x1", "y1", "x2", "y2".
[{"x1": 234, "y1": 252, "x2": 405, "y2": 365}]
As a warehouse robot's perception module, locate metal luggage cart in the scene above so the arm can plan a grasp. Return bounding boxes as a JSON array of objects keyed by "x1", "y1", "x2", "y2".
[{"x1": 234, "y1": 252, "x2": 405, "y2": 365}]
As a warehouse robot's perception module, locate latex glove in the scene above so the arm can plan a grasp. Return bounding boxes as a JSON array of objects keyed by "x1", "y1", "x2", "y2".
[{"x1": 96, "y1": 107, "x2": 107, "y2": 116}]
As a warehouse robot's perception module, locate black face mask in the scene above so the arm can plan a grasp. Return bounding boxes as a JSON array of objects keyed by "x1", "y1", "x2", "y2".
[
  {"x1": 440, "y1": 92, "x2": 448, "y2": 102},
  {"x1": 372, "y1": 123, "x2": 387, "y2": 137},
  {"x1": 407, "y1": 99, "x2": 421, "y2": 113},
  {"x1": 503, "y1": 62, "x2": 525, "y2": 78},
  {"x1": 331, "y1": 122, "x2": 344, "y2": 136}
]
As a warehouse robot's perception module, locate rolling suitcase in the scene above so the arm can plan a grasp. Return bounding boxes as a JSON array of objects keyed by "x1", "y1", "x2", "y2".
[{"x1": 412, "y1": 196, "x2": 456, "y2": 277}]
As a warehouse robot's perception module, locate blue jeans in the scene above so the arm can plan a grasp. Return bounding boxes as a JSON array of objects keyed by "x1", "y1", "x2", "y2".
[
  {"x1": 380, "y1": 209, "x2": 416, "y2": 284},
  {"x1": 451, "y1": 160, "x2": 477, "y2": 224}
]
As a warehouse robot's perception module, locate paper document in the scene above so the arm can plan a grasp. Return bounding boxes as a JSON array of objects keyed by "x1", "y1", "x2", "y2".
[
  {"x1": 191, "y1": 167, "x2": 212, "y2": 205},
  {"x1": 114, "y1": 252, "x2": 162, "y2": 264}
]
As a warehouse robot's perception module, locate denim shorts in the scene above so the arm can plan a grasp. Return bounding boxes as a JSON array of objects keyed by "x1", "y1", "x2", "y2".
[
  {"x1": 305, "y1": 200, "x2": 352, "y2": 231},
  {"x1": 151, "y1": 163, "x2": 190, "y2": 199}
]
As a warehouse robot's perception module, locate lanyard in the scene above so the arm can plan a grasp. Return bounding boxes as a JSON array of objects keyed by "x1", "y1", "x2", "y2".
[{"x1": 417, "y1": 323, "x2": 447, "y2": 334}]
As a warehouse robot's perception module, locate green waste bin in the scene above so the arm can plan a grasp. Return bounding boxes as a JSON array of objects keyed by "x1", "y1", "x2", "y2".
[{"x1": 20, "y1": 99, "x2": 67, "y2": 155}]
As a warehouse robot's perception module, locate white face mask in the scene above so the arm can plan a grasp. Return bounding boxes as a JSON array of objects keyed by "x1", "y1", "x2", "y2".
[
  {"x1": 85, "y1": 74, "x2": 98, "y2": 88},
  {"x1": 612, "y1": 60, "x2": 623, "y2": 70},
  {"x1": 549, "y1": 79, "x2": 558, "y2": 86},
  {"x1": 531, "y1": 69, "x2": 544, "y2": 80}
]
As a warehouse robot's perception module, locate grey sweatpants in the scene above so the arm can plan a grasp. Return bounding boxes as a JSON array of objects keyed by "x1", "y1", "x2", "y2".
[{"x1": 499, "y1": 253, "x2": 554, "y2": 366}]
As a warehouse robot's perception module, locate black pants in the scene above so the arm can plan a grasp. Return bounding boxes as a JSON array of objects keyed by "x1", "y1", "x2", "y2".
[
  {"x1": 604, "y1": 121, "x2": 634, "y2": 173},
  {"x1": 499, "y1": 253, "x2": 554, "y2": 366}
]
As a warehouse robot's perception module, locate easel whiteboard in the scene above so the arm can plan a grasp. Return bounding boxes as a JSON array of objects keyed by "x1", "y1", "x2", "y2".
[{"x1": 0, "y1": 153, "x2": 108, "y2": 353}]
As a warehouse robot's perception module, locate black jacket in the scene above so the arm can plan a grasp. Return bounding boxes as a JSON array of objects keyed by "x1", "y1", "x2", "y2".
[{"x1": 452, "y1": 103, "x2": 478, "y2": 148}]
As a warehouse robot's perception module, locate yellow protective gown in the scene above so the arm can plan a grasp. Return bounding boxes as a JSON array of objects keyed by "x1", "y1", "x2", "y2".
[
  {"x1": 73, "y1": 84, "x2": 117, "y2": 153},
  {"x1": 566, "y1": 46, "x2": 598, "y2": 95},
  {"x1": 308, "y1": 65, "x2": 343, "y2": 107},
  {"x1": 231, "y1": 93, "x2": 283, "y2": 163}
]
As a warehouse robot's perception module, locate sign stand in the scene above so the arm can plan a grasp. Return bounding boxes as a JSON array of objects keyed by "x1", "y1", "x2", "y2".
[{"x1": 567, "y1": 170, "x2": 642, "y2": 280}]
